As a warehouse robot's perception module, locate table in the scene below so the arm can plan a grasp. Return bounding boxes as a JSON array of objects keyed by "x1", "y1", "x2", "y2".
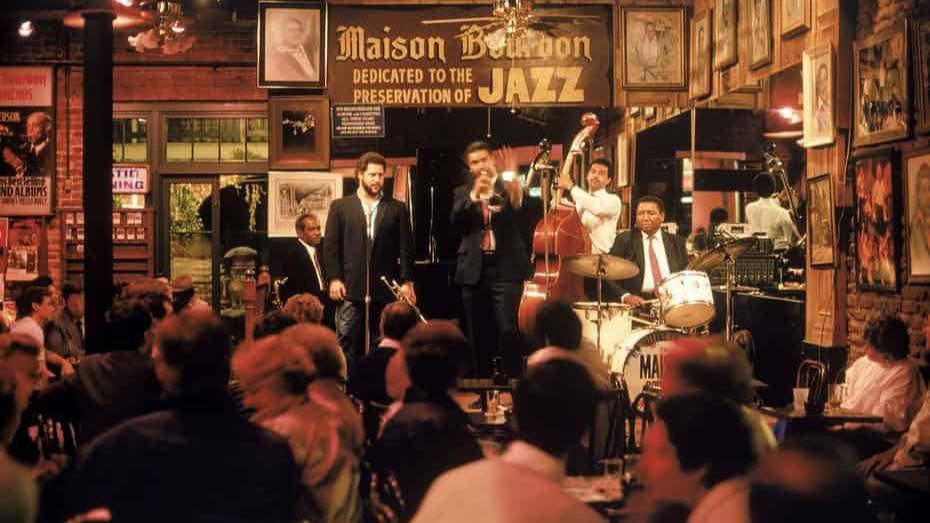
[
  {"x1": 874, "y1": 469, "x2": 930, "y2": 496},
  {"x1": 759, "y1": 406, "x2": 883, "y2": 440},
  {"x1": 457, "y1": 377, "x2": 518, "y2": 392},
  {"x1": 563, "y1": 476, "x2": 625, "y2": 519}
]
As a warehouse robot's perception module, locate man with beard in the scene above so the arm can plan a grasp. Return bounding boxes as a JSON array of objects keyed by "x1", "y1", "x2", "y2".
[{"x1": 324, "y1": 151, "x2": 415, "y2": 371}]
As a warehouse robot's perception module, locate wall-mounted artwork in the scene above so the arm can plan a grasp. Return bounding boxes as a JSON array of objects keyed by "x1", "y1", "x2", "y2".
[
  {"x1": 616, "y1": 133, "x2": 629, "y2": 188},
  {"x1": 748, "y1": 0, "x2": 772, "y2": 70},
  {"x1": 781, "y1": 0, "x2": 810, "y2": 37},
  {"x1": 854, "y1": 21, "x2": 909, "y2": 147},
  {"x1": 904, "y1": 148, "x2": 930, "y2": 283},
  {"x1": 267, "y1": 171, "x2": 341, "y2": 237},
  {"x1": 690, "y1": 9, "x2": 713, "y2": 99},
  {"x1": 714, "y1": 0, "x2": 737, "y2": 70},
  {"x1": 258, "y1": 1, "x2": 326, "y2": 88},
  {"x1": 269, "y1": 96, "x2": 331, "y2": 170},
  {"x1": 621, "y1": 7, "x2": 687, "y2": 90},
  {"x1": 914, "y1": 19, "x2": 930, "y2": 134},
  {"x1": 808, "y1": 174, "x2": 835, "y2": 266},
  {"x1": 855, "y1": 153, "x2": 898, "y2": 292},
  {"x1": 802, "y1": 44, "x2": 834, "y2": 148}
]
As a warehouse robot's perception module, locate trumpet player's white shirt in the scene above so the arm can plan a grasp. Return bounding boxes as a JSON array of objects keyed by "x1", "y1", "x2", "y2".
[
  {"x1": 745, "y1": 196, "x2": 798, "y2": 250},
  {"x1": 570, "y1": 186, "x2": 621, "y2": 254},
  {"x1": 841, "y1": 355, "x2": 926, "y2": 433}
]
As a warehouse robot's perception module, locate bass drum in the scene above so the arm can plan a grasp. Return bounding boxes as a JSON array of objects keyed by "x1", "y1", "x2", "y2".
[{"x1": 609, "y1": 327, "x2": 684, "y2": 407}]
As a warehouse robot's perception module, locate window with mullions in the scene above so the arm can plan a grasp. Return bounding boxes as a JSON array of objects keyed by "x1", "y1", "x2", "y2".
[
  {"x1": 112, "y1": 118, "x2": 148, "y2": 162},
  {"x1": 165, "y1": 117, "x2": 268, "y2": 163}
]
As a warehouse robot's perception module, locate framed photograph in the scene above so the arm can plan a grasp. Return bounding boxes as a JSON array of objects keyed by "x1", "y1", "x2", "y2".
[
  {"x1": 748, "y1": 0, "x2": 772, "y2": 69},
  {"x1": 630, "y1": 106, "x2": 642, "y2": 117},
  {"x1": 269, "y1": 96, "x2": 331, "y2": 170},
  {"x1": 621, "y1": 7, "x2": 687, "y2": 90},
  {"x1": 808, "y1": 174, "x2": 835, "y2": 266},
  {"x1": 854, "y1": 21, "x2": 909, "y2": 147},
  {"x1": 690, "y1": 9, "x2": 713, "y2": 99},
  {"x1": 616, "y1": 133, "x2": 630, "y2": 188},
  {"x1": 914, "y1": 19, "x2": 930, "y2": 134},
  {"x1": 267, "y1": 171, "x2": 342, "y2": 237},
  {"x1": 644, "y1": 106, "x2": 657, "y2": 120},
  {"x1": 258, "y1": 1, "x2": 326, "y2": 88},
  {"x1": 781, "y1": 0, "x2": 810, "y2": 37},
  {"x1": 802, "y1": 44, "x2": 835, "y2": 147},
  {"x1": 904, "y1": 148, "x2": 930, "y2": 283},
  {"x1": 855, "y1": 154, "x2": 898, "y2": 292},
  {"x1": 714, "y1": 0, "x2": 737, "y2": 70}
]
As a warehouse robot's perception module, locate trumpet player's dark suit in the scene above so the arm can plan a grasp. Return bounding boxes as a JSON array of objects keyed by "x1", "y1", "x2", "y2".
[
  {"x1": 451, "y1": 180, "x2": 531, "y2": 377},
  {"x1": 324, "y1": 193, "x2": 414, "y2": 368}
]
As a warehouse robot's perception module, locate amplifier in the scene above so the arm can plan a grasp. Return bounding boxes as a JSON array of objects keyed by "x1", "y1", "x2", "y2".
[{"x1": 708, "y1": 254, "x2": 779, "y2": 287}]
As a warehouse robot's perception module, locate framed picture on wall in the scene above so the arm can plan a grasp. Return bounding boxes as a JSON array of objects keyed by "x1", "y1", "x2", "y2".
[
  {"x1": 620, "y1": 7, "x2": 687, "y2": 90},
  {"x1": 914, "y1": 19, "x2": 930, "y2": 134},
  {"x1": 854, "y1": 153, "x2": 898, "y2": 292},
  {"x1": 690, "y1": 9, "x2": 713, "y2": 99},
  {"x1": 714, "y1": 0, "x2": 737, "y2": 70},
  {"x1": 808, "y1": 174, "x2": 835, "y2": 266},
  {"x1": 904, "y1": 148, "x2": 930, "y2": 283},
  {"x1": 802, "y1": 44, "x2": 834, "y2": 148},
  {"x1": 748, "y1": 0, "x2": 772, "y2": 69},
  {"x1": 854, "y1": 21, "x2": 909, "y2": 147},
  {"x1": 267, "y1": 171, "x2": 342, "y2": 237},
  {"x1": 616, "y1": 133, "x2": 629, "y2": 188},
  {"x1": 781, "y1": 0, "x2": 810, "y2": 37},
  {"x1": 269, "y1": 95, "x2": 331, "y2": 170},
  {"x1": 644, "y1": 106, "x2": 657, "y2": 120},
  {"x1": 258, "y1": 1, "x2": 326, "y2": 88}
]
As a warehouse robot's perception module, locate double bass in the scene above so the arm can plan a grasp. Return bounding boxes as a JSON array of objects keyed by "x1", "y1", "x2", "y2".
[{"x1": 517, "y1": 114, "x2": 599, "y2": 336}]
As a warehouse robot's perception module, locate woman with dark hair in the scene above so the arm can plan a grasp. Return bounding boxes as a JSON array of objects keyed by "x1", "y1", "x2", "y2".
[{"x1": 842, "y1": 316, "x2": 925, "y2": 435}]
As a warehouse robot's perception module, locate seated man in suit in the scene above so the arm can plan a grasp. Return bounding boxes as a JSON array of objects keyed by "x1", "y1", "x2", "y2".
[
  {"x1": 279, "y1": 213, "x2": 328, "y2": 318},
  {"x1": 607, "y1": 195, "x2": 688, "y2": 307}
]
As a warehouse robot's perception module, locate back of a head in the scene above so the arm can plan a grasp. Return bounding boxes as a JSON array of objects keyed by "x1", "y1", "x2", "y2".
[
  {"x1": 865, "y1": 315, "x2": 910, "y2": 360},
  {"x1": 709, "y1": 207, "x2": 729, "y2": 225},
  {"x1": 381, "y1": 301, "x2": 419, "y2": 341},
  {"x1": 253, "y1": 310, "x2": 298, "y2": 340},
  {"x1": 749, "y1": 437, "x2": 873, "y2": 523},
  {"x1": 752, "y1": 173, "x2": 776, "y2": 198},
  {"x1": 514, "y1": 359, "x2": 598, "y2": 457},
  {"x1": 280, "y1": 323, "x2": 346, "y2": 381},
  {"x1": 232, "y1": 335, "x2": 315, "y2": 399},
  {"x1": 402, "y1": 321, "x2": 470, "y2": 394},
  {"x1": 283, "y1": 293, "x2": 324, "y2": 324},
  {"x1": 665, "y1": 338, "x2": 755, "y2": 404},
  {"x1": 154, "y1": 310, "x2": 231, "y2": 397},
  {"x1": 105, "y1": 300, "x2": 153, "y2": 353},
  {"x1": 61, "y1": 281, "x2": 83, "y2": 301},
  {"x1": 15, "y1": 286, "x2": 49, "y2": 319},
  {"x1": 655, "y1": 392, "x2": 756, "y2": 489},
  {"x1": 0, "y1": 333, "x2": 40, "y2": 362},
  {"x1": 532, "y1": 300, "x2": 582, "y2": 350}
]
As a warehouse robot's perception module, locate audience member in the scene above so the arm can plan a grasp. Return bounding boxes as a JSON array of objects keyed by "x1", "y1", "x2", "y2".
[
  {"x1": 11, "y1": 286, "x2": 72, "y2": 377},
  {"x1": 639, "y1": 392, "x2": 757, "y2": 523},
  {"x1": 0, "y1": 334, "x2": 42, "y2": 465},
  {"x1": 44, "y1": 281, "x2": 85, "y2": 362},
  {"x1": 349, "y1": 301, "x2": 419, "y2": 407},
  {"x1": 526, "y1": 300, "x2": 610, "y2": 390},
  {"x1": 234, "y1": 327, "x2": 364, "y2": 523},
  {"x1": 749, "y1": 437, "x2": 873, "y2": 523},
  {"x1": 170, "y1": 276, "x2": 208, "y2": 313},
  {"x1": 372, "y1": 321, "x2": 482, "y2": 521},
  {"x1": 0, "y1": 375, "x2": 37, "y2": 523},
  {"x1": 48, "y1": 310, "x2": 299, "y2": 522},
  {"x1": 412, "y1": 359, "x2": 605, "y2": 523},
  {"x1": 30, "y1": 300, "x2": 161, "y2": 444},
  {"x1": 253, "y1": 310, "x2": 298, "y2": 340},
  {"x1": 284, "y1": 293, "x2": 325, "y2": 324}
]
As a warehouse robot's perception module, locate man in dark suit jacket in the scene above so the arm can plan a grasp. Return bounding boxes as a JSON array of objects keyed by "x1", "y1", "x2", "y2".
[
  {"x1": 607, "y1": 195, "x2": 688, "y2": 307},
  {"x1": 451, "y1": 141, "x2": 531, "y2": 377},
  {"x1": 279, "y1": 213, "x2": 327, "y2": 302},
  {"x1": 324, "y1": 151, "x2": 415, "y2": 370}
]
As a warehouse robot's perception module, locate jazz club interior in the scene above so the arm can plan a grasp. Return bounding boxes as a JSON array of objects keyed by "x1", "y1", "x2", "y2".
[{"x1": 0, "y1": 1, "x2": 928, "y2": 522}]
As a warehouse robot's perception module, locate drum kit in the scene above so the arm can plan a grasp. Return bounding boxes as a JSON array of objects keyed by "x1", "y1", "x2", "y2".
[{"x1": 561, "y1": 237, "x2": 757, "y2": 407}]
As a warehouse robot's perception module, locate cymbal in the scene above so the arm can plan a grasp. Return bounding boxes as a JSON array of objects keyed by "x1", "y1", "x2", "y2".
[
  {"x1": 687, "y1": 237, "x2": 758, "y2": 272},
  {"x1": 711, "y1": 285, "x2": 759, "y2": 293},
  {"x1": 563, "y1": 254, "x2": 639, "y2": 280}
]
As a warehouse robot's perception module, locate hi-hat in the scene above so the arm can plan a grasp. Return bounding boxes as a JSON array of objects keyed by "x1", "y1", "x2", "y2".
[
  {"x1": 687, "y1": 237, "x2": 758, "y2": 272},
  {"x1": 563, "y1": 254, "x2": 639, "y2": 280}
]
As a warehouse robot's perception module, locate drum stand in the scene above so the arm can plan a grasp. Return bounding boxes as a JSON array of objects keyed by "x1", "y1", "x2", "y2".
[
  {"x1": 724, "y1": 253, "x2": 736, "y2": 343},
  {"x1": 595, "y1": 257, "x2": 606, "y2": 359}
]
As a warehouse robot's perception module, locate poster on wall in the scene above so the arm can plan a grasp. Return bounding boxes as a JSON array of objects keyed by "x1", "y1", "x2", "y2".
[
  {"x1": 267, "y1": 171, "x2": 342, "y2": 237},
  {"x1": 0, "y1": 218, "x2": 7, "y2": 301},
  {"x1": 855, "y1": 154, "x2": 897, "y2": 292},
  {"x1": 0, "y1": 67, "x2": 54, "y2": 216},
  {"x1": 5, "y1": 218, "x2": 40, "y2": 282}
]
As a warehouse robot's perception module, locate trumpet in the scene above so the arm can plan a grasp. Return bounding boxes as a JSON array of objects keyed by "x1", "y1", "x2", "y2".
[{"x1": 380, "y1": 276, "x2": 427, "y2": 323}]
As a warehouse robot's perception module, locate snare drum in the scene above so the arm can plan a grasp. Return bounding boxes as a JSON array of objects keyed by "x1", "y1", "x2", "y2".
[
  {"x1": 610, "y1": 327, "x2": 683, "y2": 407},
  {"x1": 658, "y1": 270, "x2": 715, "y2": 328},
  {"x1": 571, "y1": 302, "x2": 632, "y2": 361}
]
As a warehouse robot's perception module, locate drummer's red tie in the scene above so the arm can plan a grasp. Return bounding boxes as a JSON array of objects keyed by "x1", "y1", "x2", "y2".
[{"x1": 648, "y1": 235, "x2": 663, "y2": 289}]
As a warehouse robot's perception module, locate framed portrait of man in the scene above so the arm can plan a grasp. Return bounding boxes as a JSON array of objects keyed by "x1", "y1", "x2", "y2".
[
  {"x1": 781, "y1": 0, "x2": 810, "y2": 37},
  {"x1": 258, "y1": 1, "x2": 326, "y2": 89},
  {"x1": 748, "y1": 0, "x2": 772, "y2": 70},
  {"x1": 620, "y1": 7, "x2": 687, "y2": 90},
  {"x1": 904, "y1": 148, "x2": 930, "y2": 283},
  {"x1": 802, "y1": 44, "x2": 834, "y2": 147},
  {"x1": 690, "y1": 9, "x2": 712, "y2": 100},
  {"x1": 714, "y1": 0, "x2": 737, "y2": 70}
]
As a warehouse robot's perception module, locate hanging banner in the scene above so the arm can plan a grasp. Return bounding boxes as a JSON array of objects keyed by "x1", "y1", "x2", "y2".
[
  {"x1": 0, "y1": 66, "x2": 55, "y2": 216},
  {"x1": 327, "y1": 5, "x2": 612, "y2": 107}
]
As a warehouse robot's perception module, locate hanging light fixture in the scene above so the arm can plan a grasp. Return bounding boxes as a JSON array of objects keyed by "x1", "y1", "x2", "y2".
[{"x1": 126, "y1": 1, "x2": 195, "y2": 55}]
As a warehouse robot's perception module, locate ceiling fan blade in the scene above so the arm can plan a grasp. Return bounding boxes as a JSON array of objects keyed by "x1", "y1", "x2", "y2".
[{"x1": 421, "y1": 17, "x2": 497, "y2": 25}]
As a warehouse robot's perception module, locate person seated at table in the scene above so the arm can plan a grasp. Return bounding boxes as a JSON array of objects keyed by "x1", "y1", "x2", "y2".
[
  {"x1": 662, "y1": 337, "x2": 776, "y2": 458},
  {"x1": 370, "y1": 321, "x2": 482, "y2": 522},
  {"x1": 749, "y1": 436, "x2": 872, "y2": 523},
  {"x1": 639, "y1": 392, "x2": 757, "y2": 523},
  {"x1": 412, "y1": 359, "x2": 606, "y2": 523},
  {"x1": 841, "y1": 316, "x2": 925, "y2": 449},
  {"x1": 348, "y1": 301, "x2": 419, "y2": 407},
  {"x1": 526, "y1": 300, "x2": 610, "y2": 391}
]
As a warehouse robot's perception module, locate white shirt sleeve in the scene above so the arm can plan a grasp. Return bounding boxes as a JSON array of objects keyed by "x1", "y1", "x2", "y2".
[{"x1": 570, "y1": 186, "x2": 620, "y2": 218}]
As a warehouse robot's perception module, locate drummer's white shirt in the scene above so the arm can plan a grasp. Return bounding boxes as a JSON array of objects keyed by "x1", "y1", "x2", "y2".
[
  {"x1": 640, "y1": 229, "x2": 672, "y2": 294},
  {"x1": 570, "y1": 186, "x2": 621, "y2": 254}
]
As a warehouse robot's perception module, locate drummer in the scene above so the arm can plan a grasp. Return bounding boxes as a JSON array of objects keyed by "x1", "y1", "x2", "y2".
[{"x1": 606, "y1": 195, "x2": 689, "y2": 307}]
